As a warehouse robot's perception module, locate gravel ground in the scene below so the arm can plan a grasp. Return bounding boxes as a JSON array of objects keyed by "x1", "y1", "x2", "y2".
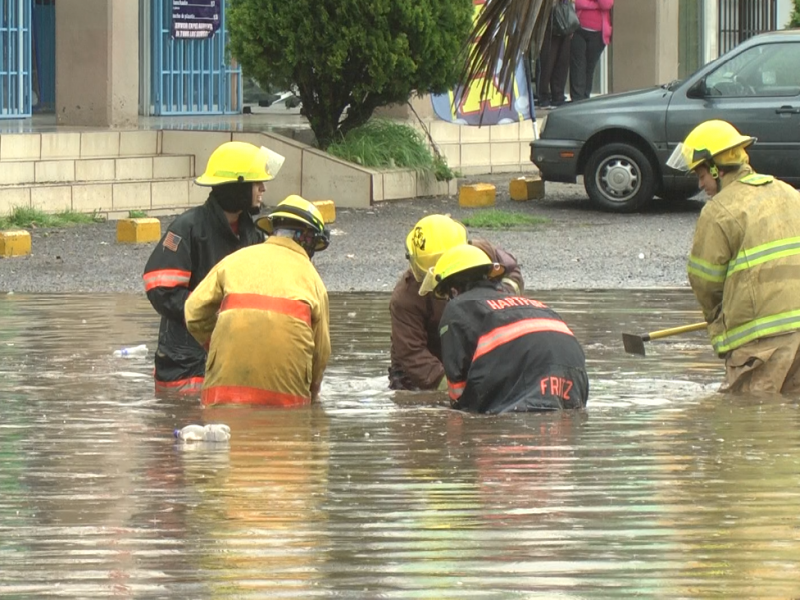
[{"x1": 0, "y1": 176, "x2": 704, "y2": 294}]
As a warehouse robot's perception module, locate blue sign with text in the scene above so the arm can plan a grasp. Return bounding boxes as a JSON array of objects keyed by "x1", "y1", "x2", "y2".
[{"x1": 171, "y1": 0, "x2": 221, "y2": 39}]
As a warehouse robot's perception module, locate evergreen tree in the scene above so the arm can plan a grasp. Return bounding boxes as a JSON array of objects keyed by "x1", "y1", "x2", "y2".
[{"x1": 227, "y1": 0, "x2": 473, "y2": 149}]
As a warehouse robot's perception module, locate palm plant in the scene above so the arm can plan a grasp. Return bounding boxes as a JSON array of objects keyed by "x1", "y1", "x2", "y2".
[{"x1": 460, "y1": 0, "x2": 554, "y2": 103}]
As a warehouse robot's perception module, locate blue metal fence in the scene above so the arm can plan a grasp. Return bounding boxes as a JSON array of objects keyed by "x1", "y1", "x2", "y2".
[
  {"x1": 0, "y1": 0, "x2": 32, "y2": 118},
  {"x1": 151, "y1": 0, "x2": 242, "y2": 115}
]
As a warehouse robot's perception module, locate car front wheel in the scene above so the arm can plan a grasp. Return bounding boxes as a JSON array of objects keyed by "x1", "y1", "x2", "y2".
[{"x1": 584, "y1": 143, "x2": 657, "y2": 212}]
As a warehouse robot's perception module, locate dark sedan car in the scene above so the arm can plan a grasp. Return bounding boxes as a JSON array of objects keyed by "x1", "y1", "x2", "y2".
[{"x1": 531, "y1": 29, "x2": 800, "y2": 212}]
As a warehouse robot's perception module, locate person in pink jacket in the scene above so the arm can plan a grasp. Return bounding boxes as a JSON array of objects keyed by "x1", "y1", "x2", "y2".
[{"x1": 569, "y1": 0, "x2": 613, "y2": 102}]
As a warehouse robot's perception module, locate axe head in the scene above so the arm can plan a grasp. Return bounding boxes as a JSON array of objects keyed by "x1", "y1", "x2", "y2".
[{"x1": 622, "y1": 333, "x2": 647, "y2": 356}]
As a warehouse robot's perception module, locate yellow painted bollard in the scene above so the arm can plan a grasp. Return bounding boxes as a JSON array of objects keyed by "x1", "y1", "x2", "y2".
[
  {"x1": 509, "y1": 176, "x2": 545, "y2": 202},
  {"x1": 459, "y1": 183, "x2": 496, "y2": 208},
  {"x1": 312, "y1": 200, "x2": 336, "y2": 224},
  {"x1": 117, "y1": 218, "x2": 162, "y2": 244},
  {"x1": 0, "y1": 230, "x2": 32, "y2": 258}
]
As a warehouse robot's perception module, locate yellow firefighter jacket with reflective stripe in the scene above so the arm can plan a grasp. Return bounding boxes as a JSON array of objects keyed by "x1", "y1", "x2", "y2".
[
  {"x1": 184, "y1": 236, "x2": 331, "y2": 406},
  {"x1": 687, "y1": 165, "x2": 800, "y2": 355}
]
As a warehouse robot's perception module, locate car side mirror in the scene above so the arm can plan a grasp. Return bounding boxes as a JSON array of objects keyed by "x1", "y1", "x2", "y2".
[{"x1": 687, "y1": 78, "x2": 708, "y2": 99}]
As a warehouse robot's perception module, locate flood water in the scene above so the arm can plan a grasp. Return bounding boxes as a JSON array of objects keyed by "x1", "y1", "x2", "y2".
[{"x1": 1, "y1": 289, "x2": 799, "y2": 599}]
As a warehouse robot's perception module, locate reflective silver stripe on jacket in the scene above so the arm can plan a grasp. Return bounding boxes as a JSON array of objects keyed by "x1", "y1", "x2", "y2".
[
  {"x1": 712, "y1": 309, "x2": 800, "y2": 354},
  {"x1": 726, "y1": 236, "x2": 800, "y2": 277}
]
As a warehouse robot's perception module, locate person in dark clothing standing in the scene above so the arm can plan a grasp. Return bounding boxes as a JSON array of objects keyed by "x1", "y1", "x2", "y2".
[
  {"x1": 142, "y1": 141, "x2": 285, "y2": 394},
  {"x1": 389, "y1": 215, "x2": 524, "y2": 392},
  {"x1": 537, "y1": 0, "x2": 574, "y2": 108},
  {"x1": 569, "y1": 0, "x2": 613, "y2": 102},
  {"x1": 421, "y1": 244, "x2": 589, "y2": 414}
]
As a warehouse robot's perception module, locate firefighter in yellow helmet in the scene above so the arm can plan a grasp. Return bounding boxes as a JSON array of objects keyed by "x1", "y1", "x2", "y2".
[
  {"x1": 389, "y1": 214, "x2": 524, "y2": 391},
  {"x1": 184, "y1": 194, "x2": 331, "y2": 407},
  {"x1": 143, "y1": 141, "x2": 285, "y2": 394},
  {"x1": 421, "y1": 244, "x2": 588, "y2": 413},
  {"x1": 667, "y1": 120, "x2": 800, "y2": 393}
]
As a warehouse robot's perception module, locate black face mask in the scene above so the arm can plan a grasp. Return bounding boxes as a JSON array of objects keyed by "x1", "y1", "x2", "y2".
[{"x1": 211, "y1": 182, "x2": 253, "y2": 214}]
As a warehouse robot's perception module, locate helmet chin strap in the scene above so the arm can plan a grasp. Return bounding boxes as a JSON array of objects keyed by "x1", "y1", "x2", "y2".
[{"x1": 708, "y1": 161, "x2": 723, "y2": 193}]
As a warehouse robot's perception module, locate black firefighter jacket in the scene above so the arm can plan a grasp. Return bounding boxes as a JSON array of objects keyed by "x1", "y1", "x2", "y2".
[
  {"x1": 142, "y1": 194, "x2": 264, "y2": 387},
  {"x1": 440, "y1": 282, "x2": 589, "y2": 414},
  {"x1": 389, "y1": 239, "x2": 524, "y2": 391}
]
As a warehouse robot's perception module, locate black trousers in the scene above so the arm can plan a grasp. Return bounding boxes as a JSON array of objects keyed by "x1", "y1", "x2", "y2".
[
  {"x1": 569, "y1": 28, "x2": 606, "y2": 101},
  {"x1": 537, "y1": 23, "x2": 572, "y2": 105}
]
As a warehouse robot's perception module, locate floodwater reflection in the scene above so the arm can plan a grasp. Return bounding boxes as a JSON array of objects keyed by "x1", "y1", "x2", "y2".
[{"x1": 1, "y1": 290, "x2": 799, "y2": 598}]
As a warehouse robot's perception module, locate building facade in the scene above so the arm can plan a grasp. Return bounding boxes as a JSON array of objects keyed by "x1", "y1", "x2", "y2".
[
  {"x1": 1, "y1": 0, "x2": 241, "y2": 124},
  {"x1": 2, "y1": 0, "x2": 797, "y2": 124},
  {"x1": 609, "y1": 0, "x2": 795, "y2": 94}
]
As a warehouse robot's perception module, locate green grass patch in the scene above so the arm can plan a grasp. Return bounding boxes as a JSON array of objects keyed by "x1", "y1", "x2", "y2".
[
  {"x1": 327, "y1": 119, "x2": 455, "y2": 181},
  {"x1": 461, "y1": 209, "x2": 550, "y2": 229},
  {"x1": 128, "y1": 210, "x2": 149, "y2": 218},
  {"x1": 0, "y1": 206, "x2": 104, "y2": 229}
]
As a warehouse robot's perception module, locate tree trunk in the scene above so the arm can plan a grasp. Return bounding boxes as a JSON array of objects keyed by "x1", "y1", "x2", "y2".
[
  {"x1": 297, "y1": 82, "x2": 348, "y2": 150},
  {"x1": 337, "y1": 98, "x2": 381, "y2": 139}
]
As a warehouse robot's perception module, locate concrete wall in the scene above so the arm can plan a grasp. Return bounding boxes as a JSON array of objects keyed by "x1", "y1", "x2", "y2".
[
  {"x1": 611, "y1": 0, "x2": 680, "y2": 93},
  {"x1": 374, "y1": 96, "x2": 436, "y2": 121},
  {"x1": 55, "y1": 0, "x2": 139, "y2": 128}
]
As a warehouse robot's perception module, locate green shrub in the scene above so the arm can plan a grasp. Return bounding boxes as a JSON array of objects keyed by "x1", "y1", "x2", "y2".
[
  {"x1": 0, "y1": 207, "x2": 103, "y2": 229},
  {"x1": 128, "y1": 210, "x2": 149, "y2": 218},
  {"x1": 790, "y1": 0, "x2": 800, "y2": 28},
  {"x1": 327, "y1": 119, "x2": 455, "y2": 180},
  {"x1": 227, "y1": 0, "x2": 473, "y2": 149}
]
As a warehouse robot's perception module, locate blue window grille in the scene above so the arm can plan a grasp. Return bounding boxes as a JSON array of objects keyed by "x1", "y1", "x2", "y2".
[
  {"x1": 0, "y1": 0, "x2": 32, "y2": 118},
  {"x1": 151, "y1": 0, "x2": 242, "y2": 115}
]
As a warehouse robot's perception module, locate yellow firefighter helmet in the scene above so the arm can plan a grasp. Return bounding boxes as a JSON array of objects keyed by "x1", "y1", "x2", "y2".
[
  {"x1": 256, "y1": 195, "x2": 330, "y2": 252},
  {"x1": 666, "y1": 119, "x2": 755, "y2": 173},
  {"x1": 196, "y1": 141, "x2": 286, "y2": 187},
  {"x1": 419, "y1": 243, "x2": 495, "y2": 298},
  {"x1": 405, "y1": 215, "x2": 468, "y2": 282}
]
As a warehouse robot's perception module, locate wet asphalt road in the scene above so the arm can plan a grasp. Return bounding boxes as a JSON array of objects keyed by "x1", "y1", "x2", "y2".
[{"x1": 0, "y1": 177, "x2": 704, "y2": 294}]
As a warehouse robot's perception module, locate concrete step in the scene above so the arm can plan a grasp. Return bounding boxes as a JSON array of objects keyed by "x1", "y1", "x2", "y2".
[
  {"x1": 0, "y1": 154, "x2": 195, "y2": 185},
  {"x1": 0, "y1": 130, "x2": 162, "y2": 160},
  {"x1": 0, "y1": 176, "x2": 206, "y2": 219}
]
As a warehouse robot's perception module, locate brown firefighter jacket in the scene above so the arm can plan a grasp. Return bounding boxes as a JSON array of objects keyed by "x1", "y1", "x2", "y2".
[
  {"x1": 688, "y1": 165, "x2": 800, "y2": 355},
  {"x1": 388, "y1": 239, "x2": 524, "y2": 390},
  {"x1": 184, "y1": 236, "x2": 331, "y2": 407}
]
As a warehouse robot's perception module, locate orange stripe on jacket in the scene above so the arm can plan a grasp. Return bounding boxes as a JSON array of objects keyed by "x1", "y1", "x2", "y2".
[
  {"x1": 143, "y1": 269, "x2": 192, "y2": 291},
  {"x1": 202, "y1": 385, "x2": 310, "y2": 407},
  {"x1": 448, "y1": 379, "x2": 466, "y2": 401},
  {"x1": 473, "y1": 318, "x2": 574, "y2": 361},
  {"x1": 219, "y1": 293, "x2": 312, "y2": 327}
]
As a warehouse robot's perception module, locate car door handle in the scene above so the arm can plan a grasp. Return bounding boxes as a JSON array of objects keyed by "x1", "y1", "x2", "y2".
[{"x1": 776, "y1": 105, "x2": 800, "y2": 114}]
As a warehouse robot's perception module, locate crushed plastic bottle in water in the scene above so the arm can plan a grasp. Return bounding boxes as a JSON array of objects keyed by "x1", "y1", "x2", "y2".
[
  {"x1": 174, "y1": 424, "x2": 231, "y2": 443},
  {"x1": 113, "y1": 344, "x2": 149, "y2": 358}
]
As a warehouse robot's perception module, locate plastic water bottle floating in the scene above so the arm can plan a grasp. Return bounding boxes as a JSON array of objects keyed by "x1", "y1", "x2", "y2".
[
  {"x1": 113, "y1": 344, "x2": 148, "y2": 358},
  {"x1": 175, "y1": 424, "x2": 231, "y2": 443}
]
